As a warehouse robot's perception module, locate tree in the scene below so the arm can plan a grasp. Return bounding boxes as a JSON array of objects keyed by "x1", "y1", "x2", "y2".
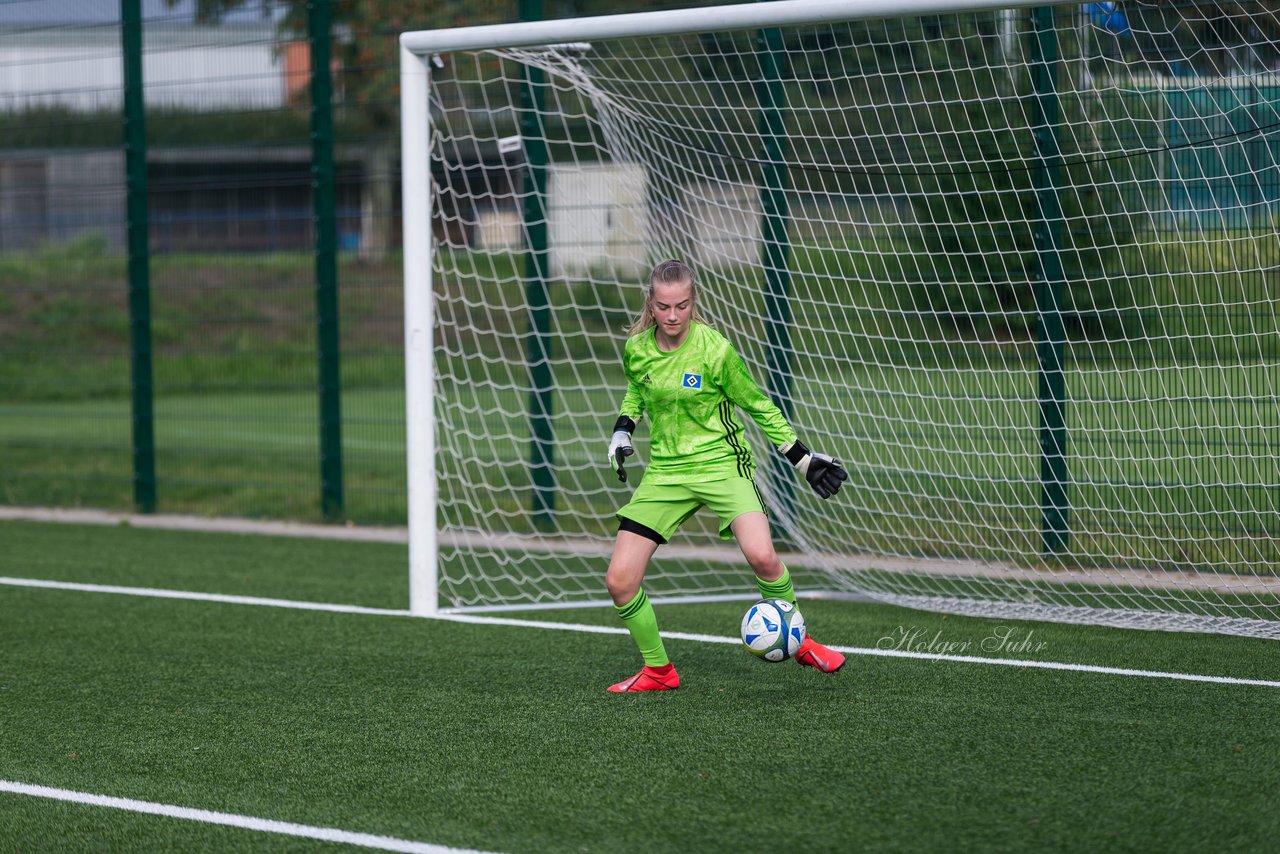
[
  {"x1": 179, "y1": 0, "x2": 508, "y2": 128},
  {"x1": 177, "y1": 0, "x2": 725, "y2": 128}
]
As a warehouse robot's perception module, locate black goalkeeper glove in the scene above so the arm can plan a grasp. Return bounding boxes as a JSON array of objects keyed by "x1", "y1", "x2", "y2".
[
  {"x1": 781, "y1": 440, "x2": 848, "y2": 499},
  {"x1": 607, "y1": 416, "x2": 637, "y2": 482}
]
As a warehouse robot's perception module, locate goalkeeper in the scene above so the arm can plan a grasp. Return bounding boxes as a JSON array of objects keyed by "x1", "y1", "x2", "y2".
[{"x1": 604, "y1": 259, "x2": 849, "y2": 693}]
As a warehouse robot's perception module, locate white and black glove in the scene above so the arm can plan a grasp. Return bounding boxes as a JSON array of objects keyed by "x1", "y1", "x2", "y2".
[
  {"x1": 781, "y1": 439, "x2": 848, "y2": 499},
  {"x1": 608, "y1": 416, "x2": 637, "y2": 482}
]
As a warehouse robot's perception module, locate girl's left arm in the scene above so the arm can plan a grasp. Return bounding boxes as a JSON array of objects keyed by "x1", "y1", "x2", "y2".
[{"x1": 718, "y1": 345, "x2": 795, "y2": 449}]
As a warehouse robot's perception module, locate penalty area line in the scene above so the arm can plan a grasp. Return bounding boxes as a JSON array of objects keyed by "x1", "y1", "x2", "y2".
[
  {"x1": 2, "y1": 575, "x2": 1277, "y2": 689},
  {"x1": 442, "y1": 612, "x2": 1280, "y2": 689},
  {"x1": 0, "y1": 780, "x2": 494, "y2": 854}
]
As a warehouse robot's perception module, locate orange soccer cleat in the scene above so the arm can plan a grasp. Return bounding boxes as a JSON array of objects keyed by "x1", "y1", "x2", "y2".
[
  {"x1": 794, "y1": 637, "x2": 846, "y2": 673},
  {"x1": 607, "y1": 663, "x2": 680, "y2": 693}
]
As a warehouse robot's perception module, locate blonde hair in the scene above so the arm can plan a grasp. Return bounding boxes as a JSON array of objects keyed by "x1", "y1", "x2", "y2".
[{"x1": 625, "y1": 259, "x2": 712, "y2": 335}]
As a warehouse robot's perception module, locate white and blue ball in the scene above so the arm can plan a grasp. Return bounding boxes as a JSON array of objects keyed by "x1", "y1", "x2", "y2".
[{"x1": 740, "y1": 598, "x2": 806, "y2": 662}]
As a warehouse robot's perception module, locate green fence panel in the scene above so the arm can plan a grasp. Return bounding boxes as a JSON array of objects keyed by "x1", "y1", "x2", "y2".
[
  {"x1": 1, "y1": 0, "x2": 1277, "y2": 560},
  {"x1": 0, "y1": 2, "x2": 412, "y2": 524}
]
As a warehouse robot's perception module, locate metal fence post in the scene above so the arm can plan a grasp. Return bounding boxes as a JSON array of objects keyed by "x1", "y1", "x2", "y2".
[
  {"x1": 1031, "y1": 6, "x2": 1069, "y2": 556},
  {"x1": 121, "y1": 0, "x2": 156, "y2": 514},
  {"x1": 521, "y1": 0, "x2": 556, "y2": 531},
  {"x1": 757, "y1": 19, "x2": 797, "y2": 538},
  {"x1": 310, "y1": 0, "x2": 344, "y2": 521}
]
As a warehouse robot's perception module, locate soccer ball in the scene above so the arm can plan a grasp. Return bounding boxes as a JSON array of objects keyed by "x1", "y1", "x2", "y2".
[{"x1": 740, "y1": 598, "x2": 806, "y2": 662}]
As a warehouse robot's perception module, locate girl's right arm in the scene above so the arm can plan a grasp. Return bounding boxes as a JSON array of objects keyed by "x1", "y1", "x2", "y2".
[{"x1": 609, "y1": 349, "x2": 645, "y2": 481}]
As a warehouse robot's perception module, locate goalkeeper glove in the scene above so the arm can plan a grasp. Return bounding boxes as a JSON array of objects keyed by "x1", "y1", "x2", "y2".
[
  {"x1": 608, "y1": 416, "x2": 637, "y2": 482},
  {"x1": 781, "y1": 439, "x2": 848, "y2": 499}
]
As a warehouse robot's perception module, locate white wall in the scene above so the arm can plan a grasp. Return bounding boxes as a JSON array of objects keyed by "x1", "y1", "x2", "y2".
[
  {"x1": 548, "y1": 163, "x2": 649, "y2": 276},
  {"x1": 0, "y1": 28, "x2": 285, "y2": 112}
]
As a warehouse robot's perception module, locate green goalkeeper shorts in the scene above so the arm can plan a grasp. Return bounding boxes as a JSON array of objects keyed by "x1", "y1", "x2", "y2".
[{"x1": 616, "y1": 476, "x2": 767, "y2": 543}]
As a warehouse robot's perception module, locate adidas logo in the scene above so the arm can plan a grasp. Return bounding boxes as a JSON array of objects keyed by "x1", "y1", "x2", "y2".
[{"x1": 641, "y1": 374, "x2": 652, "y2": 384}]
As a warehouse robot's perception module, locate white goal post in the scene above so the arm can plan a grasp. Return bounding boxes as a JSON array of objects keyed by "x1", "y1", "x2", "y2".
[{"x1": 400, "y1": 0, "x2": 1280, "y2": 639}]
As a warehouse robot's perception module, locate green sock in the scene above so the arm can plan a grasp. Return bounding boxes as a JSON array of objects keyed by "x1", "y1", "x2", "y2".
[
  {"x1": 614, "y1": 588, "x2": 669, "y2": 667},
  {"x1": 756, "y1": 564, "x2": 796, "y2": 605}
]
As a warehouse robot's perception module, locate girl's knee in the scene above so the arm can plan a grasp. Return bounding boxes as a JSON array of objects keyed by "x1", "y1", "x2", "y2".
[
  {"x1": 747, "y1": 550, "x2": 783, "y2": 580},
  {"x1": 606, "y1": 562, "x2": 639, "y2": 603}
]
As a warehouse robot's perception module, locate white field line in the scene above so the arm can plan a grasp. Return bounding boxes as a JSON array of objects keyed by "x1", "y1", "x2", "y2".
[
  {"x1": 437, "y1": 611, "x2": 1280, "y2": 689},
  {"x1": 0, "y1": 577, "x2": 412, "y2": 617},
  {"x1": 1, "y1": 575, "x2": 1277, "y2": 689},
  {"x1": 0, "y1": 780, "x2": 494, "y2": 854}
]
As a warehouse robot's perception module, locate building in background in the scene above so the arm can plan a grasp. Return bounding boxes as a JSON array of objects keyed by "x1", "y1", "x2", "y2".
[{"x1": 0, "y1": 0, "x2": 366, "y2": 254}]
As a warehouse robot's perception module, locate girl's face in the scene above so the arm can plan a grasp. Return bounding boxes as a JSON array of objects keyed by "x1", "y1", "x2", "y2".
[{"x1": 650, "y1": 278, "x2": 694, "y2": 347}]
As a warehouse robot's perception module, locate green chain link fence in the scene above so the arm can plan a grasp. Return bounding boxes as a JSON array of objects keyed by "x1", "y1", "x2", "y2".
[
  {"x1": 0, "y1": 1, "x2": 513, "y2": 525},
  {"x1": 1, "y1": 1, "x2": 1278, "y2": 540}
]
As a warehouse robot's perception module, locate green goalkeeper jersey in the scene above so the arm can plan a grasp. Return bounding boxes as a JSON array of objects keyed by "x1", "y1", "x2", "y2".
[{"x1": 617, "y1": 322, "x2": 796, "y2": 484}]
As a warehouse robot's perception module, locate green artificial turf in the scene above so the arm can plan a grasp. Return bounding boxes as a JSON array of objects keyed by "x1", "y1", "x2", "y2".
[{"x1": 2, "y1": 519, "x2": 1279, "y2": 852}]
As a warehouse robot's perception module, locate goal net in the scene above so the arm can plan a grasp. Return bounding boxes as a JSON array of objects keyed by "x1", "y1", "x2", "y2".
[{"x1": 401, "y1": 0, "x2": 1280, "y2": 638}]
